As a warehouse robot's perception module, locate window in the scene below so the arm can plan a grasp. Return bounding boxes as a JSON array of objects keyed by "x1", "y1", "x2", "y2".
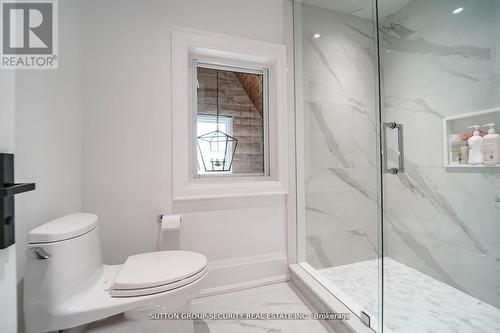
[
  {"x1": 195, "y1": 61, "x2": 269, "y2": 177},
  {"x1": 171, "y1": 28, "x2": 288, "y2": 199}
]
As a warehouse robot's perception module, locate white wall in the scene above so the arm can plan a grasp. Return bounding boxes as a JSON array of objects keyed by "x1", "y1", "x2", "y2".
[
  {"x1": 8, "y1": 0, "x2": 287, "y2": 330},
  {"x1": 15, "y1": 0, "x2": 84, "y2": 278},
  {"x1": 0, "y1": 72, "x2": 15, "y2": 152},
  {"x1": 14, "y1": 0, "x2": 84, "y2": 330},
  {"x1": 0, "y1": 71, "x2": 17, "y2": 333},
  {"x1": 82, "y1": 0, "x2": 288, "y2": 291}
]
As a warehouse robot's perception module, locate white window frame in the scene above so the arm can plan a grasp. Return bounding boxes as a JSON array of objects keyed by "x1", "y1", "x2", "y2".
[
  {"x1": 193, "y1": 60, "x2": 270, "y2": 178},
  {"x1": 171, "y1": 27, "x2": 288, "y2": 200}
]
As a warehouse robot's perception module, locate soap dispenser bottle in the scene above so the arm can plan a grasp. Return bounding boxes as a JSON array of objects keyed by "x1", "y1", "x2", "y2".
[
  {"x1": 460, "y1": 134, "x2": 469, "y2": 164},
  {"x1": 482, "y1": 123, "x2": 500, "y2": 165},
  {"x1": 468, "y1": 125, "x2": 483, "y2": 165},
  {"x1": 448, "y1": 134, "x2": 462, "y2": 164}
]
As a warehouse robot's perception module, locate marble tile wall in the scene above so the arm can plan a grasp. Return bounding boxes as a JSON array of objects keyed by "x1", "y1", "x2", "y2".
[
  {"x1": 379, "y1": 0, "x2": 500, "y2": 308},
  {"x1": 297, "y1": 3, "x2": 380, "y2": 270},
  {"x1": 298, "y1": 0, "x2": 500, "y2": 313}
]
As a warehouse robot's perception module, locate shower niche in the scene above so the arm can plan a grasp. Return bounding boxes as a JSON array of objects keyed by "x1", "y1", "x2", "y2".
[{"x1": 443, "y1": 107, "x2": 500, "y2": 169}]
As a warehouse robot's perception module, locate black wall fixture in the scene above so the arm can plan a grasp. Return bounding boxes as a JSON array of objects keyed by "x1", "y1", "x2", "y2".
[{"x1": 0, "y1": 153, "x2": 35, "y2": 249}]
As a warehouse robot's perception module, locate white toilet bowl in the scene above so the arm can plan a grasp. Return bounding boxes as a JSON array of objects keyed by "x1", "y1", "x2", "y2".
[{"x1": 23, "y1": 213, "x2": 207, "y2": 333}]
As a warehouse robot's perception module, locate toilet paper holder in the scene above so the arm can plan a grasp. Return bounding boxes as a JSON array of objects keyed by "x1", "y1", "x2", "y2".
[
  {"x1": 155, "y1": 214, "x2": 181, "y2": 251},
  {"x1": 156, "y1": 214, "x2": 182, "y2": 223}
]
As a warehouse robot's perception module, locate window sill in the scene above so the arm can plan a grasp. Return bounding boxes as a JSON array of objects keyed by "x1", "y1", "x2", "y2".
[{"x1": 172, "y1": 179, "x2": 287, "y2": 201}]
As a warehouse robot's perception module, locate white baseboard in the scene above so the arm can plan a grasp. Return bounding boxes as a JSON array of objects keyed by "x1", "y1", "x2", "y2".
[
  {"x1": 198, "y1": 274, "x2": 289, "y2": 298},
  {"x1": 197, "y1": 252, "x2": 288, "y2": 298}
]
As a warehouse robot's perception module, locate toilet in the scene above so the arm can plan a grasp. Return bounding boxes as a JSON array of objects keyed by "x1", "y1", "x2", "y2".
[{"x1": 23, "y1": 213, "x2": 207, "y2": 333}]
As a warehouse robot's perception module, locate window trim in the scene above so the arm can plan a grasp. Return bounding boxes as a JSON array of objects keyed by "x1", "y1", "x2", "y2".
[
  {"x1": 171, "y1": 27, "x2": 288, "y2": 201},
  {"x1": 193, "y1": 60, "x2": 270, "y2": 178}
]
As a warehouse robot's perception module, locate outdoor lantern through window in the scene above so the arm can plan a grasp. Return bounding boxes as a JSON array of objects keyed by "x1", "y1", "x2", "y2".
[{"x1": 197, "y1": 70, "x2": 238, "y2": 172}]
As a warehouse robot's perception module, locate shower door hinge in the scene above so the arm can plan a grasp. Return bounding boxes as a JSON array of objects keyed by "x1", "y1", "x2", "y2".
[{"x1": 360, "y1": 311, "x2": 371, "y2": 327}]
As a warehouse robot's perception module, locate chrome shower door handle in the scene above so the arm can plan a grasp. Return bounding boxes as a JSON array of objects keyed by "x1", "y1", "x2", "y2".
[
  {"x1": 396, "y1": 123, "x2": 404, "y2": 173},
  {"x1": 383, "y1": 122, "x2": 404, "y2": 175}
]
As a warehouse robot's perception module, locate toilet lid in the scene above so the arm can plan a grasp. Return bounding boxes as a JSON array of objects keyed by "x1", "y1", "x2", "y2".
[
  {"x1": 112, "y1": 251, "x2": 207, "y2": 290},
  {"x1": 28, "y1": 213, "x2": 98, "y2": 244}
]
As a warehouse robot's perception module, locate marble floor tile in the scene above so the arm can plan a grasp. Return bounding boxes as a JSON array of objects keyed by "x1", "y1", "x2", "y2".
[
  {"x1": 192, "y1": 283, "x2": 335, "y2": 333},
  {"x1": 258, "y1": 283, "x2": 318, "y2": 331},
  {"x1": 284, "y1": 320, "x2": 333, "y2": 333}
]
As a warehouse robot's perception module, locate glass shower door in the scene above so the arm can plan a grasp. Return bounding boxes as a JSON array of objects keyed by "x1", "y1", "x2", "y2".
[
  {"x1": 293, "y1": 0, "x2": 383, "y2": 330},
  {"x1": 377, "y1": 0, "x2": 500, "y2": 332}
]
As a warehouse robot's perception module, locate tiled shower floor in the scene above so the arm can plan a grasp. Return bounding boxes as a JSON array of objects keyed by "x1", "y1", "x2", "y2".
[{"x1": 318, "y1": 258, "x2": 500, "y2": 333}]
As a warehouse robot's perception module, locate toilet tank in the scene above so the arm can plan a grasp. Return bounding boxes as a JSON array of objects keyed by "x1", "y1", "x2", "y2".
[{"x1": 24, "y1": 213, "x2": 103, "y2": 331}]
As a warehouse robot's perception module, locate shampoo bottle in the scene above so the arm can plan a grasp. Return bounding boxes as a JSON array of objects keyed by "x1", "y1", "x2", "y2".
[
  {"x1": 468, "y1": 125, "x2": 483, "y2": 165},
  {"x1": 482, "y1": 123, "x2": 500, "y2": 165}
]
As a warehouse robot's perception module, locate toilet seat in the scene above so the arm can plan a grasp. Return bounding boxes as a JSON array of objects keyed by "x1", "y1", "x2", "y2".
[{"x1": 110, "y1": 251, "x2": 208, "y2": 297}]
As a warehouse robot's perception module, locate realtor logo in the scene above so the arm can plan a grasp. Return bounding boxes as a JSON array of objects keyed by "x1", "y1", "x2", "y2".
[{"x1": 1, "y1": 0, "x2": 58, "y2": 69}]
